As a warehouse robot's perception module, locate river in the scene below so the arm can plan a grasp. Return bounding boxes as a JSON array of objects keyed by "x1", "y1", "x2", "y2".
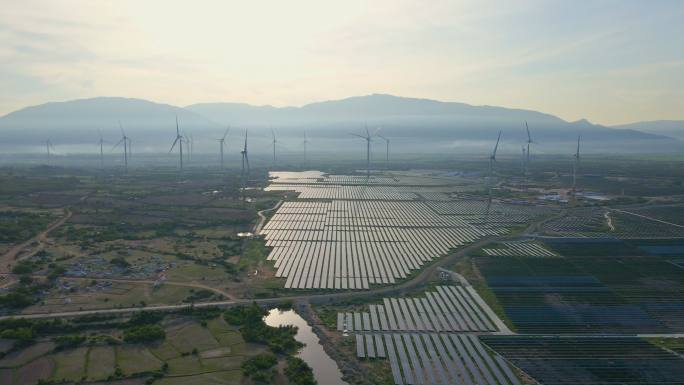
[{"x1": 264, "y1": 308, "x2": 349, "y2": 385}]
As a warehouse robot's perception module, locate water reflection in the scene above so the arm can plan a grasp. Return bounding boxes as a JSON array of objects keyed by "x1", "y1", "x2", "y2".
[{"x1": 264, "y1": 308, "x2": 348, "y2": 385}]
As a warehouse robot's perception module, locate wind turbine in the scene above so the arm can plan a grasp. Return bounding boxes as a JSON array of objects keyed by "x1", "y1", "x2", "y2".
[
  {"x1": 216, "y1": 127, "x2": 229, "y2": 169},
  {"x1": 350, "y1": 125, "x2": 373, "y2": 179},
  {"x1": 98, "y1": 130, "x2": 105, "y2": 169},
  {"x1": 572, "y1": 135, "x2": 581, "y2": 194},
  {"x1": 240, "y1": 129, "x2": 250, "y2": 199},
  {"x1": 45, "y1": 139, "x2": 55, "y2": 164},
  {"x1": 525, "y1": 121, "x2": 534, "y2": 164},
  {"x1": 485, "y1": 131, "x2": 502, "y2": 220},
  {"x1": 302, "y1": 130, "x2": 309, "y2": 166},
  {"x1": 169, "y1": 116, "x2": 184, "y2": 170},
  {"x1": 271, "y1": 128, "x2": 278, "y2": 165},
  {"x1": 112, "y1": 121, "x2": 130, "y2": 172}
]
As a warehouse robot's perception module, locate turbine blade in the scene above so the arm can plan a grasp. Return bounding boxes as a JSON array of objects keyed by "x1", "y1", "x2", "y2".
[
  {"x1": 112, "y1": 138, "x2": 124, "y2": 151},
  {"x1": 222, "y1": 126, "x2": 230, "y2": 140},
  {"x1": 492, "y1": 130, "x2": 502, "y2": 157},
  {"x1": 169, "y1": 137, "x2": 179, "y2": 153}
]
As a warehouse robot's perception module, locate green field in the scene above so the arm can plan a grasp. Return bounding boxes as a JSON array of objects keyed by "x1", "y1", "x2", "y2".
[{"x1": 0, "y1": 313, "x2": 273, "y2": 385}]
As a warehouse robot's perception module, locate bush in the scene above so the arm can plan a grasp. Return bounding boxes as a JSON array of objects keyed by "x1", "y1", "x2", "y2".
[
  {"x1": 110, "y1": 256, "x2": 130, "y2": 268},
  {"x1": 123, "y1": 324, "x2": 165, "y2": 343}
]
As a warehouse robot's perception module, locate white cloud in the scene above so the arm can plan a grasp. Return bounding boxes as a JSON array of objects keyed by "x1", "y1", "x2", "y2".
[{"x1": 0, "y1": 0, "x2": 682, "y2": 124}]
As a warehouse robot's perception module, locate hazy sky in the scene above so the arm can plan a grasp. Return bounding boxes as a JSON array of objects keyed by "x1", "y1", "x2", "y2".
[{"x1": 1, "y1": 0, "x2": 683, "y2": 125}]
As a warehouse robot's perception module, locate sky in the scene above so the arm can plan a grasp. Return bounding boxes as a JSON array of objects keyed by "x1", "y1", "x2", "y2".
[{"x1": 0, "y1": 0, "x2": 683, "y2": 125}]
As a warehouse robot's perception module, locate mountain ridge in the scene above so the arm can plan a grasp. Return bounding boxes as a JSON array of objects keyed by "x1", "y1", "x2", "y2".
[{"x1": 0, "y1": 94, "x2": 678, "y2": 154}]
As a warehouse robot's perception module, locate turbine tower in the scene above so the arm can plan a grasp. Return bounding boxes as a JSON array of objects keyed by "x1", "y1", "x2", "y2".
[
  {"x1": 572, "y1": 135, "x2": 581, "y2": 194},
  {"x1": 271, "y1": 128, "x2": 278, "y2": 165},
  {"x1": 216, "y1": 127, "x2": 229, "y2": 169},
  {"x1": 188, "y1": 133, "x2": 194, "y2": 162},
  {"x1": 350, "y1": 125, "x2": 373, "y2": 179},
  {"x1": 169, "y1": 116, "x2": 184, "y2": 170},
  {"x1": 45, "y1": 139, "x2": 55, "y2": 163},
  {"x1": 377, "y1": 130, "x2": 390, "y2": 165},
  {"x1": 112, "y1": 121, "x2": 130, "y2": 172},
  {"x1": 98, "y1": 131, "x2": 105, "y2": 169},
  {"x1": 240, "y1": 129, "x2": 250, "y2": 199},
  {"x1": 303, "y1": 130, "x2": 309, "y2": 166},
  {"x1": 521, "y1": 146, "x2": 526, "y2": 175}
]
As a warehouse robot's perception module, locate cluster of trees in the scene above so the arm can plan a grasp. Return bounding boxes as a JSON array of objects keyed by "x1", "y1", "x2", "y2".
[
  {"x1": 110, "y1": 256, "x2": 131, "y2": 268},
  {"x1": 1, "y1": 264, "x2": 66, "y2": 311},
  {"x1": 224, "y1": 303, "x2": 303, "y2": 354},
  {"x1": 123, "y1": 324, "x2": 165, "y2": 343},
  {"x1": 241, "y1": 353, "x2": 277, "y2": 383},
  {"x1": 285, "y1": 356, "x2": 317, "y2": 385},
  {"x1": 123, "y1": 312, "x2": 166, "y2": 343},
  {"x1": 182, "y1": 289, "x2": 215, "y2": 303},
  {"x1": 0, "y1": 211, "x2": 53, "y2": 243},
  {"x1": 53, "y1": 334, "x2": 86, "y2": 350}
]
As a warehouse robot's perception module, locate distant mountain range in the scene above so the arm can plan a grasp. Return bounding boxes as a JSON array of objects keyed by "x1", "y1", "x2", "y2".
[
  {"x1": 0, "y1": 94, "x2": 681, "y2": 154},
  {"x1": 611, "y1": 120, "x2": 684, "y2": 141}
]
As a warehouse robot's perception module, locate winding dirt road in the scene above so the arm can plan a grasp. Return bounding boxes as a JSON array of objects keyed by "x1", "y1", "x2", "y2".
[{"x1": 0, "y1": 208, "x2": 73, "y2": 274}]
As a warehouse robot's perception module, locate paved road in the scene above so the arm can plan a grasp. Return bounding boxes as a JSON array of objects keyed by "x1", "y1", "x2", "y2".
[{"x1": 0, "y1": 230, "x2": 506, "y2": 320}]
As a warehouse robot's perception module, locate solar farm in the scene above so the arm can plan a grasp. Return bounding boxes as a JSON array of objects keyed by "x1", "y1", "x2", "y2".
[
  {"x1": 264, "y1": 170, "x2": 684, "y2": 384},
  {"x1": 261, "y1": 171, "x2": 552, "y2": 290},
  {"x1": 333, "y1": 285, "x2": 521, "y2": 385},
  {"x1": 542, "y1": 206, "x2": 684, "y2": 239},
  {"x1": 480, "y1": 336, "x2": 684, "y2": 385},
  {"x1": 474, "y1": 250, "x2": 684, "y2": 334}
]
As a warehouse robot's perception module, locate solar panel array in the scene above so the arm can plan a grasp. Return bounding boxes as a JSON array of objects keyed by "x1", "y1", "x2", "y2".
[
  {"x1": 333, "y1": 285, "x2": 520, "y2": 385},
  {"x1": 542, "y1": 207, "x2": 684, "y2": 239},
  {"x1": 481, "y1": 336, "x2": 684, "y2": 385},
  {"x1": 356, "y1": 332, "x2": 521, "y2": 385},
  {"x1": 336, "y1": 286, "x2": 499, "y2": 332},
  {"x1": 482, "y1": 241, "x2": 558, "y2": 257},
  {"x1": 262, "y1": 171, "x2": 551, "y2": 290}
]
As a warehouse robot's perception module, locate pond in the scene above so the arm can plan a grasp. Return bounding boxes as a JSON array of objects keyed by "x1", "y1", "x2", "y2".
[{"x1": 264, "y1": 308, "x2": 349, "y2": 385}]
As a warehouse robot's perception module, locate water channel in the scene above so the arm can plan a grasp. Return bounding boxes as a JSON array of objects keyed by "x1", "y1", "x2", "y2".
[{"x1": 264, "y1": 308, "x2": 349, "y2": 385}]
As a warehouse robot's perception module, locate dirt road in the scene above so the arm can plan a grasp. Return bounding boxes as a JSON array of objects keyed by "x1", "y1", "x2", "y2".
[{"x1": 0, "y1": 208, "x2": 73, "y2": 274}]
